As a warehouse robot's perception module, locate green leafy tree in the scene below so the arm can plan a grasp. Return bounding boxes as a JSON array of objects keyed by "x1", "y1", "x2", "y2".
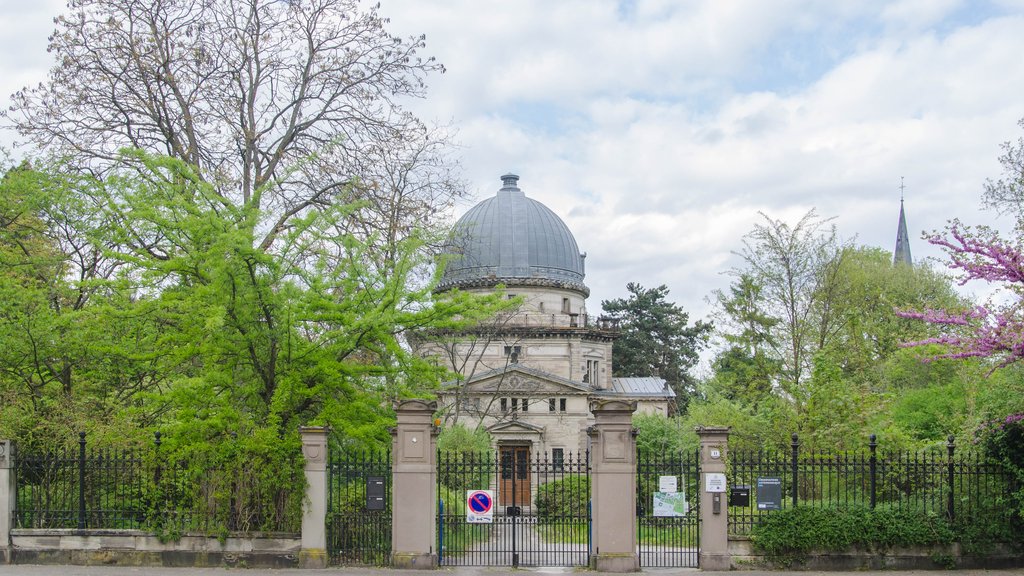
[
  {"x1": 708, "y1": 274, "x2": 781, "y2": 407},
  {"x1": 633, "y1": 413, "x2": 690, "y2": 459},
  {"x1": 0, "y1": 164, "x2": 144, "y2": 446},
  {"x1": 601, "y1": 283, "x2": 712, "y2": 408},
  {"x1": 728, "y1": 209, "x2": 849, "y2": 404},
  {"x1": 818, "y1": 247, "x2": 964, "y2": 381},
  {"x1": 90, "y1": 151, "x2": 502, "y2": 447}
]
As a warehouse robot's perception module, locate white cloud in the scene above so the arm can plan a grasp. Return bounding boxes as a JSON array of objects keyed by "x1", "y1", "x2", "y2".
[{"x1": 3, "y1": 0, "x2": 1024, "y2": 336}]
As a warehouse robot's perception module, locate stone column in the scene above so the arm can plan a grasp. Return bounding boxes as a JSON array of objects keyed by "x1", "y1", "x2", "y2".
[
  {"x1": 589, "y1": 400, "x2": 638, "y2": 572},
  {"x1": 696, "y1": 426, "x2": 730, "y2": 570},
  {"x1": 1, "y1": 440, "x2": 14, "y2": 563},
  {"x1": 299, "y1": 426, "x2": 329, "y2": 568},
  {"x1": 391, "y1": 400, "x2": 438, "y2": 569}
]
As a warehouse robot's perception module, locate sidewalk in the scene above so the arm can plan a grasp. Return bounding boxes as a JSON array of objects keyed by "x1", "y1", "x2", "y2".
[{"x1": 1, "y1": 567, "x2": 1023, "y2": 576}]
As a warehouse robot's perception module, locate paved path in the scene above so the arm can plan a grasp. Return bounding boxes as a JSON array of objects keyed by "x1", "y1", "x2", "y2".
[{"x1": 446, "y1": 516, "x2": 588, "y2": 567}]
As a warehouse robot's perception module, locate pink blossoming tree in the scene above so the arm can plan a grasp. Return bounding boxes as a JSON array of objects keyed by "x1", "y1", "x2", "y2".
[
  {"x1": 896, "y1": 221, "x2": 1024, "y2": 371},
  {"x1": 899, "y1": 119, "x2": 1024, "y2": 372}
]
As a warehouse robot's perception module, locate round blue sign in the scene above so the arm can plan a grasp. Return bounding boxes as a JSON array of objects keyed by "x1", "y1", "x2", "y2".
[{"x1": 468, "y1": 490, "x2": 492, "y2": 514}]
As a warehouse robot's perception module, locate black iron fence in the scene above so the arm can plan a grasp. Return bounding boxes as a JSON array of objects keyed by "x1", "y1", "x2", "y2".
[
  {"x1": 636, "y1": 449, "x2": 700, "y2": 567},
  {"x1": 326, "y1": 449, "x2": 391, "y2": 566},
  {"x1": 728, "y1": 434, "x2": 1016, "y2": 536},
  {"x1": 437, "y1": 449, "x2": 590, "y2": 568},
  {"x1": 14, "y1": 432, "x2": 302, "y2": 534}
]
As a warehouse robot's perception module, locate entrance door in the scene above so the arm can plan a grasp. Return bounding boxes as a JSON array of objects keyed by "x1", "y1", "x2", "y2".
[{"x1": 499, "y1": 446, "x2": 531, "y2": 506}]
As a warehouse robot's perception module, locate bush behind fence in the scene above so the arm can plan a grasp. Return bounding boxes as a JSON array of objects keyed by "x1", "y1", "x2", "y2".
[
  {"x1": 13, "y1": 431, "x2": 303, "y2": 535},
  {"x1": 728, "y1": 433, "x2": 1019, "y2": 540}
]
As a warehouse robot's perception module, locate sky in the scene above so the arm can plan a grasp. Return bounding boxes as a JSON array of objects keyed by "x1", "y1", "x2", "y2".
[{"x1": 3, "y1": 0, "x2": 1024, "y2": 345}]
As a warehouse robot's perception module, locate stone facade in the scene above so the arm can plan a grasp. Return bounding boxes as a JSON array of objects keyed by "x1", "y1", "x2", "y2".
[{"x1": 418, "y1": 174, "x2": 674, "y2": 455}]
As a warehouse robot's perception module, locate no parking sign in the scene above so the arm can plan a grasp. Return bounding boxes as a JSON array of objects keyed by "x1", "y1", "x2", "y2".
[{"x1": 466, "y1": 490, "x2": 494, "y2": 523}]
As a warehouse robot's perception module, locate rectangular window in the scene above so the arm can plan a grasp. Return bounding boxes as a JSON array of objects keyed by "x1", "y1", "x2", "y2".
[
  {"x1": 511, "y1": 398, "x2": 519, "y2": 411},
  {"x1": 585, "y1": 360, "x2": 599, "y2": 386},
  {"x1": 559, "y1": 398, "x2": 567, "y2": 412},
  {"x1": 500, "y1": 398, "x2": 508, "y2": 412},
  {"x1": 549, "y1": 398, "x2": 556, "y2": 412},
  {"x1": 552, "y1": 448, "x2": 564, "y2": 471},
  {"x1": 504, "y1": 345, "x2": 521, "y2": 364},
  {"x1": 501, "y1": 451, "x2": 512, "y2": 480},
  {"x1": 562, "y1": 297, "x2": 570, "y2": 314},
  {"x1": 521, "y1": 398, "x2": 528, "y2": 412}
]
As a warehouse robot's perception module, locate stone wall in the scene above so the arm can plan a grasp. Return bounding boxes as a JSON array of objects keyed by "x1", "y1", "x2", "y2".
[
  {"x1": 9, "y1": 530, "x2": 299, "y2": 568},
  {"x1": 729, "y1": 537, "x2": 1023, "y2": 570}
]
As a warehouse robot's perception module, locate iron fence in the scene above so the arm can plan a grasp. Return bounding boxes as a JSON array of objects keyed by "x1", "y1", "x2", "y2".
[
  {"x1": 13, "y1": 432, "x2": 302, "y2": 534},
  {"x1": 326, "y1": 449, "x2": 391, "y2": 566},
  {"x1": 437, "y1": 449, "x2": 590, "y2": 568},
  {"x1": 636, "y1": 449, "x2": 700, "y2": 567},
  {"x1": 728, "y1": 434, "x2": 1016, "y2": 536}
]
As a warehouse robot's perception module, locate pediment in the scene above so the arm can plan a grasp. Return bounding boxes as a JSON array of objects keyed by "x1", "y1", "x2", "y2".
[
  {"x1": 487, "y1": 419, "x2": 545, "y2": 434},
  {"x1": 462, "y1": 366, "x2": 590, "y2": 396}
]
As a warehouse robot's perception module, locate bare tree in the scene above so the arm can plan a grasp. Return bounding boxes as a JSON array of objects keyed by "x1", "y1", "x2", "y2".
[
  {"x1": 412, "y1": 297, "x2": 553, "y2": 430},
  {"x1": 732, "y1": 209, "x2": 850, "y2": 403},
  {"x1": 6, "y1": 0, "x2": 463, "y2": 253}
]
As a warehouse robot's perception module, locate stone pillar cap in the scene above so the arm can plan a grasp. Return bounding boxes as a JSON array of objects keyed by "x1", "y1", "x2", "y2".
[{"x1": 393, "y1": 399, "x2": 438, "y2": 412}]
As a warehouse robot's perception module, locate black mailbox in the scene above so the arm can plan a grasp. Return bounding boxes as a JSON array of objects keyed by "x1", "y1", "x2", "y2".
[
  {"x1": 366, "y1": 476, "x2": 386, "y2": 510},
  {"x1": 729, "y1": 484, "x2": 751, "y2": 507}
]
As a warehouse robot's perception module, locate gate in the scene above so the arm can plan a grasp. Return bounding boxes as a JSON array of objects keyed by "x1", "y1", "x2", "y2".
[
  {"x1": 636, "y1": 449, "x2": 700, "y2": 567},
  {"x1": 326, "y1": 449, "x2": 391, "y2": 566},
  {"x1": 437, "y1": 449, "x2": 590, "y2": 567}
]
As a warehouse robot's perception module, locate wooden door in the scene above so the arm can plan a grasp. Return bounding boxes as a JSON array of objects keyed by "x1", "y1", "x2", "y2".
[{"x1": 499, "y1": 446, "x2": 531, "y2": 506}]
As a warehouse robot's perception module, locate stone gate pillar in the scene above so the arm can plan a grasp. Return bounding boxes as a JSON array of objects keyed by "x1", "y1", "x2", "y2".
[
  {"x1": 1, "y1": 440, "x2": 13, "y2": 564},
  {"x1": 696, "y1": 426, "x2": 730, "y2": 570},
  {"x1": 589, "y1": 400, "x2": 639, "y2": 572},
  {"x1": 390, "y1": 400, "x2": 438, "y2": 569},
  {"x1": 299, "y1": 426, "x2": 329, "y2": 568}
]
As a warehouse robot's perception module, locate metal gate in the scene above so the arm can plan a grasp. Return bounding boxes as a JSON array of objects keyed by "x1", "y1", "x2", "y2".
[
  {"x1": 636, "y1": 449, "x2": 700, "y2": 567},
  {"x1": 437, "y1": 449, "x2": 590, "y2": 567},
  {"x1": 326, "y1": 450, "x2": 391, "y2": 566}
]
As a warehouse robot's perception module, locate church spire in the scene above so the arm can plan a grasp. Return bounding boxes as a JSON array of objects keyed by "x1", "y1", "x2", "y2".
[{"x1": 893, "y1": 177, "x2": 913, "y2": 266}]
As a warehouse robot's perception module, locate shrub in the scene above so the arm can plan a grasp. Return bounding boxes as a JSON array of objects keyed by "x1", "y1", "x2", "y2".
[
  {"x1": 535, "y1": 475, "x2": 589, "y2": 521},
  {"x1": 978, "y1": 413, "x2": 1024, "y2": 521},
  {"x1": 750, "y1": 506, "x2": 955, "y2": 566}
]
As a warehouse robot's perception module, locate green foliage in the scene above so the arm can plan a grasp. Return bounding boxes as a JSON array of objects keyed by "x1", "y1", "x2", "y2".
[
  {"x1": 1, "y1": 153, "x2": 509, "y2": 454},
  {"x1": 634, "y1": 413, "x2": 691, "y2": 458},
  {"x1": 601, "y1": 283, "x2": 712, "y2": 408},
  {"x1": 437, "y1": 424, "x2": 492, "y2": 453},
  {"x1": 750, "y1": 506, "x2": 956, "y2": 566},
  {"x1": 891, "y1": 383, "x2": 966, "y2": 442},
  {"x1": 978, "y1": 413, "x2": 1024, "y2": 520},
  {"x1": 681, "y1": 393, "x2": 794, "y2": 452},
  {"x1": 535, "y1": 475, "x2": 590, "y2": 521}
]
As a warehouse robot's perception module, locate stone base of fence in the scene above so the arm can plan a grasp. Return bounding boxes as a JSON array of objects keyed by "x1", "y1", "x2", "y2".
[
  {"x1": 729, "y1": 537, "x2": 1024, "y2": 570},
  {"x1": 391, "y1": 551, "x2": 436, "y2": 569},
  {"x1": 592, "y1": 552, "x2": 640, "y2": 572},
  {"x1": 8, "y1": 529, "x2": 300, "y2": 568}
]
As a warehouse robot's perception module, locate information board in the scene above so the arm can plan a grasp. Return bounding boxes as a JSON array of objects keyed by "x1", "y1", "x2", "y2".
[
  {"x1": 653, "y1": 491, "x2": 688, "y2": 516},
  {"x1": 659, "y1": 475, "x2": 678, "y2": 493},
  {"x1": 705, "y1": 472, "x2": 726, "y2": 493},
  {"x1": 756, "y1": 477, "x2": 782, "y2": 510}
]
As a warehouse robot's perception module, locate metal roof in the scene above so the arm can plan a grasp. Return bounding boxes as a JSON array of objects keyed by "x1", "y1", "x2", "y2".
[
  {"x1": 609, "y1": 377, "x2": 675, "y2": 398},
  {"x1": 439, "y1": 174, "x2": 587, "y2": 292}
]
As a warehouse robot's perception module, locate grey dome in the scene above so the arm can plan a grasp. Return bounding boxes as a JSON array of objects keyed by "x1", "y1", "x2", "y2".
[{"x1": 438, "y1": 174, "x2": 588, "y2": 295}]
